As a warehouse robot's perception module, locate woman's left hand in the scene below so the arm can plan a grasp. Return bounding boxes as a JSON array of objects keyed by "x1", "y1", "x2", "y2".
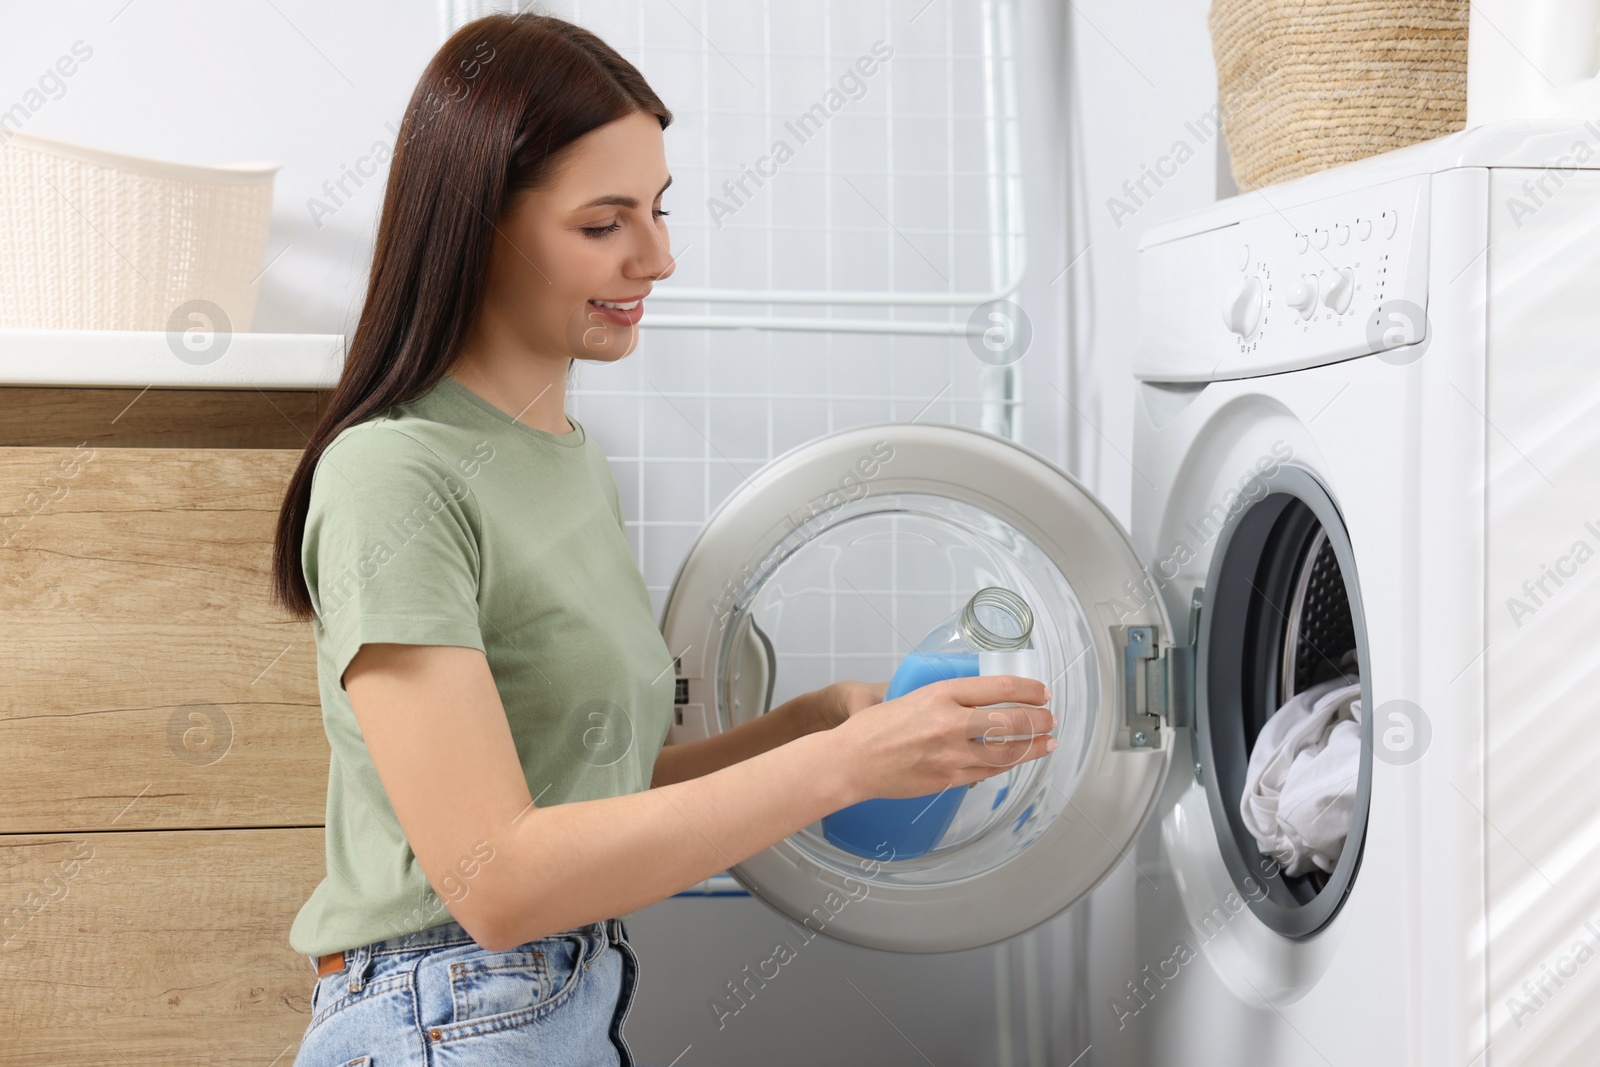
[{"x1": 810, "y1": 679, "x2": 890, "y2": 731}]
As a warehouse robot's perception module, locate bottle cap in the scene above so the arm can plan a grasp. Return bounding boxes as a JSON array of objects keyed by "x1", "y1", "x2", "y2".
[{"x1": 978, "y1": 648, "x2": 1041, "y2": 681}]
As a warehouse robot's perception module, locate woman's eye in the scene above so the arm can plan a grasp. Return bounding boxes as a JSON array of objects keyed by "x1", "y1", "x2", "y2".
[{"x1": 581, "y1": 209, "x2": 669, "y2": 239}]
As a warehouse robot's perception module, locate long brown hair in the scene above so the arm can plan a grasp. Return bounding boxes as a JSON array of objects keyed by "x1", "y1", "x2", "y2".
[{"x1": 270, "y1": 11, "x2": 672, "y2": 619}]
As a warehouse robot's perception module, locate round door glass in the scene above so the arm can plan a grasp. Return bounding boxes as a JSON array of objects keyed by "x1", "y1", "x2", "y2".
[{"x1": 716, "y1": 490, "x2": 1100, "y2": 887}]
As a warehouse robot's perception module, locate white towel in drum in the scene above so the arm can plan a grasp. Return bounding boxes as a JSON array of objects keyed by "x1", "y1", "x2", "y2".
[{"x1": 1239, "y1": 677, "x2": 1363, "y2": 877}]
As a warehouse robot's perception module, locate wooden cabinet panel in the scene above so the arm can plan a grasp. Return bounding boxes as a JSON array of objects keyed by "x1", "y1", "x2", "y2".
[
  {"x1": 0, "y1": 386, "x2": 327, "y2": 448},
  {"x1": 0, "y1": 446, "x2": 326, "y2": 831},
  {"x1": 0, "y1": 829, "x2": 325, "y2": 1064},
  {"x1": 0, "y1": 391, "x2": 354, "y2": 1060}
]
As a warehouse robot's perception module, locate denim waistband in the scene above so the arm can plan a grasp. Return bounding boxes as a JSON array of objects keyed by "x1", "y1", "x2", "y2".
[{"x1": 309, "y1": 917, "x2": 628, "y2": 986}]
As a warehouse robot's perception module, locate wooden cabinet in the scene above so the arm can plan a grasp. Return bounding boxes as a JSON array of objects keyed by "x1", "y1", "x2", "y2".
[{"x1": 0, "y1": 387, "x2": 332, "y2": 1063}]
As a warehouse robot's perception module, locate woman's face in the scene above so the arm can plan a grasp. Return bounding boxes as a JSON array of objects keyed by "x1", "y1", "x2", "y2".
[{"x1": 483, "y1": 109, "x2": 675, "y2": 365}]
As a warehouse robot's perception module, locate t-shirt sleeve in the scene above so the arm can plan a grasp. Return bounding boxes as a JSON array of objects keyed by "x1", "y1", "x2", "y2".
[{"x1": 303, "y1": 425, "x2": 486, "y2": 690}]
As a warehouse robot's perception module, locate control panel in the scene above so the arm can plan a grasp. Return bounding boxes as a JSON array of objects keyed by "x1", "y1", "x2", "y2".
[{"x1": 1135, "y1": 173, "x2": 1431, "y2": 381}]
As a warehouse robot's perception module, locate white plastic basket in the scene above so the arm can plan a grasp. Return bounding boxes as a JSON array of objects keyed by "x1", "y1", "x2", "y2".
[{"x1": 0, "y1": 130, "x2": 279, "y2": 331}]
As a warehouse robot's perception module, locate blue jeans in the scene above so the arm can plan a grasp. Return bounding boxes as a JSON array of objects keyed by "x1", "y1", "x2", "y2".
[{"x1": 292, "y1": 917, "x2": 638, "y2": 1066}]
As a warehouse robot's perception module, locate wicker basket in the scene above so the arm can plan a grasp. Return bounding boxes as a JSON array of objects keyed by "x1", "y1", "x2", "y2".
[
  {"x1": 1209, "y1": 0, "x2": 1469, "y2": 191},
  {"x1": 0, "y1": 131, "x2": 278, "y2": 331}
]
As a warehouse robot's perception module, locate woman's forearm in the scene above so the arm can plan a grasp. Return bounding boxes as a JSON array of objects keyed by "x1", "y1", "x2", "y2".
[
  {"x1": 476, "y1": 725, "x2": 856, "y2": 950},
  {"x1": 649, "y1": 694, "x2": 821, "y2": 787},
  {"x1": 345, "y1": 647, "x2": 1037, "y2": 956}
]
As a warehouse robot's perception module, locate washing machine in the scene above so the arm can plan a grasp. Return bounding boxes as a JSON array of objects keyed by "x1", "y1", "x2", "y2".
[{"x1": 658, "y1": 121, "x2": 1600, "y2": 1065}]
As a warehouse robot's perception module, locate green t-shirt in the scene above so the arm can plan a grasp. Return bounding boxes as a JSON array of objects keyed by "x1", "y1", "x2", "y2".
[{"x1": 289, "y1": 374, "x2": 676, "y2": 957}]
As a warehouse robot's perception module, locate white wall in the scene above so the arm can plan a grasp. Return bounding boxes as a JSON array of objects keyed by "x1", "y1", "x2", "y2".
[
  {"x1": 2, "y1": 0, "x2": 1229, "y2": 508},
  {"x1": 1053, "y1": 0, "x2": 1231, "y2": 514},
  {"x1": 2, "y1": 0, "x2": 1225, "y2": 512}
]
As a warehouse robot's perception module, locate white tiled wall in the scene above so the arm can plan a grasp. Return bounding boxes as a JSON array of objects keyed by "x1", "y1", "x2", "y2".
[
  {"x1": 571, "y1": 335, "x2": 1012, "y2": 617},
  {"x1": 556, "y1": 0, "x2": 1031, "y2": 615}
]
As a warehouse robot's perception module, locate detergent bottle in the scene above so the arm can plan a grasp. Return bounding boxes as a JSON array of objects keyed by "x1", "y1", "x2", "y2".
[{"x1": 822, "y1": 586, "x2": 1042, "y2": 860}]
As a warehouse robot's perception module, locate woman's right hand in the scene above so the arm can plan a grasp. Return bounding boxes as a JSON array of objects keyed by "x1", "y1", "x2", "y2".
[{"x1": 828, "y1": 674, "x2": 1056, "y2": 803}]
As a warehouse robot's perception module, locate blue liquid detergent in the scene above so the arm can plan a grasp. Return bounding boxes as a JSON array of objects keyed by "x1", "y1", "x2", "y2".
[{"x1": 821, "y1": 651, "x2": 980, "y2": 859}]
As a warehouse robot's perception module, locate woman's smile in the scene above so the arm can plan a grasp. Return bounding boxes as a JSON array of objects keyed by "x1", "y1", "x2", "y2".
[{"x1": 585, "y1": 294, "x2": 646, "y2": 326}]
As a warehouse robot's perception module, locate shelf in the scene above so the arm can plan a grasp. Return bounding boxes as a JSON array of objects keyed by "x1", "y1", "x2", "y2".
[{"x1": 0, "y1": 329, "x2": 344, "y2": 389}]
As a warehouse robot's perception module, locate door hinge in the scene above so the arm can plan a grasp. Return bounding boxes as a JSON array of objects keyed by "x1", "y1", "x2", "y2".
[{"x1": 1120, "y1": 588, "x2": 1202, "y2": 748}]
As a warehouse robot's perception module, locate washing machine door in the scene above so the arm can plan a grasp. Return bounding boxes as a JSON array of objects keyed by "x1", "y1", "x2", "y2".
[{"x1": 659, "y1": 423, "x2": 1177, "y2": 953}]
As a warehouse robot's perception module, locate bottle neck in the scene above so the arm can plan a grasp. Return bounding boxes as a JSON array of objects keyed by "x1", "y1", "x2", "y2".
[{"x1": 960, "y1": 587, "x2": 1034, "y2": 651}]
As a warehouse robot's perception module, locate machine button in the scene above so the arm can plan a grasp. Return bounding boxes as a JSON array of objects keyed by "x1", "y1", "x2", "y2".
[
  {"x1": 1334, "y1": 223, "x2": 1350, "y2": 245},
  {"x1": 1313, "y1": 228, "x2": 1329, "y2": 250},
  {"x1": 1296, "y1": 233, "x2": 1310, "y2": 253},
  {"x1": 1321, "y1": 268, "x2": 1355, "y2": 314},
  {"x1": 1382, "y1": 210, "x2": 1399, "y2": 238},
  {"x1": 1220, "y1": 276, "x2": 1263, "y2": 337},
  {"x1": 1357, "y1": 218, "x2": 1372, "y2": 240},
  {"x1": 1238, "y1": 244, "x2": 1250, "y2": 270},
  {"x1": 1287, "y1": 276, "x2": 1319, "y2": 319}
]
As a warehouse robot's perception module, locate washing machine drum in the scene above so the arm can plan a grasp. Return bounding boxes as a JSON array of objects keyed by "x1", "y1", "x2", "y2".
[
  {"x1": 660, "y1": 424, "x2": 1178, "y2": 953},
  {"x1": 1195, "y1": 465, "x2": 1374, "y2": 939}
]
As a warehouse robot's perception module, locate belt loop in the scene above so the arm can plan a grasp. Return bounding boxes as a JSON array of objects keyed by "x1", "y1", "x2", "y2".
[{"x1": 345, "y1": 943, "x2": 372, "y2": 994}]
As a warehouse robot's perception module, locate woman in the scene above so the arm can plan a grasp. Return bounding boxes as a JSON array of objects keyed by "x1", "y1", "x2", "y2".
[{"x1": 270, "y1": 12, "x2": 1055, "y2": 1065}]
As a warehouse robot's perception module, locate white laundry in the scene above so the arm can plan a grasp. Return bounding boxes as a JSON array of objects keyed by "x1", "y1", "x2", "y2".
[{"x1": 1239, "y1": 677, "x2": 1363, "y2": 878}]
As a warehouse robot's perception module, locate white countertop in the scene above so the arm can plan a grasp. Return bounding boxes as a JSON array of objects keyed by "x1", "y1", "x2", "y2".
[{"x1": 0, "y1": 330, "x2": 345, "y2": 388}]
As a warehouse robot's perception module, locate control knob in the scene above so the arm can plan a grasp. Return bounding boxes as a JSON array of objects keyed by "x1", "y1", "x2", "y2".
[
  {"x1": 1220, "y1": 276, "x2": 1263, "y2": 337},
  {"x1": 1287, "y1": 277, "x2": 1318, "y2": 319},
  {"x1": 1321, "y1": 268, "x2": 1354, "y2": 314}
]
